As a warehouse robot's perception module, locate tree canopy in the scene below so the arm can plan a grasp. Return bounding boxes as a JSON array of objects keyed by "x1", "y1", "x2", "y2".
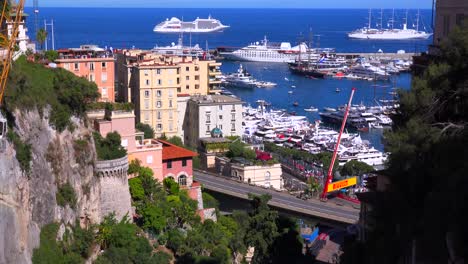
[
  {"x1": 136, "y1": 123, "x2": 155, "y2": 139},
  {"x1": 350, "y1": 23, "x2": 468, "y2": 264}
]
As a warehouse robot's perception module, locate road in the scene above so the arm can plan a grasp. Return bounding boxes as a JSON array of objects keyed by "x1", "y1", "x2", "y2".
[{"x1": 194, "y1": 171, "x2": 359, "y2": 224}]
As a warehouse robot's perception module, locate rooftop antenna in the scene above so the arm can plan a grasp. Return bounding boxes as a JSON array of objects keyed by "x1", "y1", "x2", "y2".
[{"x1": 44, "y1": 19, "x2": 55, "y2": 51}]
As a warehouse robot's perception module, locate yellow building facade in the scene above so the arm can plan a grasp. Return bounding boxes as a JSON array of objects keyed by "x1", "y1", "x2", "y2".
[{"x1": 124, "y1": 51, "x2": 223, "y2": 138}]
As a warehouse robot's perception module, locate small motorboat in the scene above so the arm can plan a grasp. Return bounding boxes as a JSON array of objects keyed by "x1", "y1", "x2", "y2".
[
  {"x1": 335, "y1": 88, "x2": 341, "y2": 93},
  {"x1": 304, "y1": 107, "x2": 318, "y2": 112},
  {"x1": 288, "y1": 90, "x2": 293, "y2": 94},
  {"x1": 293, "y1": 102, "x2": 299, "y2": 107},
  {"x1": 324, "y1": 107, "x2": 337, "y2": 112},
  {"x1": 284, "y1": 77, "x2": 289, "y2": 81},
  {"x1": 291, "y1": 85, "x2": 296, "y2": 88}
]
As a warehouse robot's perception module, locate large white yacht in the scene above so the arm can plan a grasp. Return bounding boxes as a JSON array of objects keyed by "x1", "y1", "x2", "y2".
[
  {"x1": 151, "y1": 35, "x2": 205, "y2": 57},
  {"x1": 348, "y1": 9, "x2": 432, "y2": 40},
  {"x1": 220, "y1": 36, "x2": 308, "y2": 63},
  {"x1": 154, "y1": 16, "x2": 229, "y2": 33}
]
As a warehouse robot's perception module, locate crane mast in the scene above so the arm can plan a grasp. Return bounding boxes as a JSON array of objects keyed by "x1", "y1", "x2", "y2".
[{"x1": 320, "y1": 88, "x2": 356, "y2": 200}]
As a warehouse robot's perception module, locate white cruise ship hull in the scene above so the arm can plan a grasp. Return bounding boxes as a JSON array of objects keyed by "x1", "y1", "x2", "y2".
[
  {"x1": 154, "y1": 26, "x2": 229, "y2": 33},
  {"x1": 220, "y1": 52, "x2": 297, "y2": 63},
  {"x1": 348, "y1": 31, "x2": 432, "y2": 40}
]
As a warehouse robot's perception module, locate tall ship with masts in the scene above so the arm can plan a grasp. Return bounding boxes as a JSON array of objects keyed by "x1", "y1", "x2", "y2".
[{"x1": 348, "y1": 9, "x2": 432, "y2": 40}]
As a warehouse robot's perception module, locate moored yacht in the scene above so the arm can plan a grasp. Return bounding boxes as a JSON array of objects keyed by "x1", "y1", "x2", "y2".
[{"x1": 154, "y1": 16, "x2": 229, "y2": 33}]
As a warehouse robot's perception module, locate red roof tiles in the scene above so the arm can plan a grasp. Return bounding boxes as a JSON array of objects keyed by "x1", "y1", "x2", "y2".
[{"x1": 158, "y1": 140, "x2": 197, "y2": 161}]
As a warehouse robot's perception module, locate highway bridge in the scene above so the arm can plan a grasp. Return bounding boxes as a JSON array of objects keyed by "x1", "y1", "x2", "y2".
[{"x1": 194, "y1": 171, "x2": 359, "y2": 224}]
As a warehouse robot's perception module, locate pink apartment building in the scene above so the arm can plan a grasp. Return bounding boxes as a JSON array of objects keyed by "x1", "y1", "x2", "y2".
[
  {"x1": 93, "y1": 109, "x2": 163, "y2": 179},
  {"x1": 159, "y1": 140, "x2": 197, "y2": 187},
  {"x1": 56, "y1": 45, "x2": 115, "y2": 102}
]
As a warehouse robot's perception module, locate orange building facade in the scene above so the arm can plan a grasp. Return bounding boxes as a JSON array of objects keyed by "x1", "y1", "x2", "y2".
[{"x1": 56, "y1": 45, "x2": 115, "y2": 102}]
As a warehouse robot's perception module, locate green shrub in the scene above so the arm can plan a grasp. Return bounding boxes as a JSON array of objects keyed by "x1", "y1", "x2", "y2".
[
  {"x1": 202, "y1": 192, "x2": 219, "y2": 209},
  {"x1": 44, "y1": 50, "x2": 59, "y2": 62},
  {"x1": 5, "y1": 56, "x2": 99, "y2": 132},
  {"x1": 93, "y1": 132, "x2": 127, "y2": 161},
  {"x1": 86, "y1": 102, "x2": 134, "y2": 112},
  {"x1": 56, "y1": 183, "x2": 77, "y2": 208},
  {"x1": 6, "y1": 130, "x2": 31, "y2": 173},
  {"x1": 135, "y1": 123, "x2": 154, "y2": 139}
]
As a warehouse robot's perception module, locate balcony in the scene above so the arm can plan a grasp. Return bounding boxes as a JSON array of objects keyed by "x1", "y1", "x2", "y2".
[
  {"x1": 209, "y1": 70, "x2": 222, "y2": 76},
  {"x1": 135, "y1": 139, "x2": 162, "y2": 150}
]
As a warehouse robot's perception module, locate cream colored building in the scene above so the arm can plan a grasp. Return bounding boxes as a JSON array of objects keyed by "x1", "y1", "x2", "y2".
[
  {"x1": 215, "y1": 156, "x2": 284, "y2": 190},
  {"x1": 117, "y1": 49, "x2": 223, "y2": 137}
]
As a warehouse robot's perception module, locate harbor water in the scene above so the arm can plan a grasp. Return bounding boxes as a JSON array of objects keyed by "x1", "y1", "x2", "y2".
[{"x1": 31, "y1": 7, "x2": 421, "y2": 150}]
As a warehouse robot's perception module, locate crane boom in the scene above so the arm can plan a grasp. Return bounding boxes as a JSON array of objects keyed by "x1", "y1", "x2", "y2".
[
  {"x1": 0, "y1": 0, "x2": 25, "y2": 106},
  {"x1": 321, "y1": 88, "x2": 357, "y2": 200}
]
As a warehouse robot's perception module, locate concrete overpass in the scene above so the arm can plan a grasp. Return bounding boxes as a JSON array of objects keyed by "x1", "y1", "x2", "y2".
[{"x1": 194, "y1": 171, "x2": 359, "y2": 224}]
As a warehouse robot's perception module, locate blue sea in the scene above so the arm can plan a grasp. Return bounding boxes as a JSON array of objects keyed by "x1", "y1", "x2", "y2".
[{"x1": 26, "y1": 8, "x2": 431, "y2": 150}]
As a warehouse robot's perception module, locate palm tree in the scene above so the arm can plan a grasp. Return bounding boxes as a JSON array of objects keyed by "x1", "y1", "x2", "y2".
[{"x1": 36, "y1": 28, "x2": 47, "y2": 50}]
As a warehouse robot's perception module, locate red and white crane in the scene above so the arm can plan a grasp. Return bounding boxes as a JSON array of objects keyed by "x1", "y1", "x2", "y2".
[{"x1": 320, "y1": 88, "x2": 357, "y2": 200}]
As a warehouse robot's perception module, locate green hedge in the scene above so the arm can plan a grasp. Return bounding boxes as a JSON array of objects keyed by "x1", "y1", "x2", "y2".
[{"x1": 87, "y1": 102, "x2": 134, "y2": 112}]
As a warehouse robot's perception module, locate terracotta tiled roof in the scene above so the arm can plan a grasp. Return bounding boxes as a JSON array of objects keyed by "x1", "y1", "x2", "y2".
[{"x1": 158, "y1": 140, "x2": 197, "y2": 161}]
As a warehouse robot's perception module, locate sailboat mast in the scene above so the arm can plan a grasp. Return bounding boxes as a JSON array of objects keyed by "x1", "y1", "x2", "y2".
[
  {"x1": 368, "y1": 9, "x2": 372, "y2": 29},
  {"x1": 392, "y1": 8, "x2": 395, "y2": 29},
  {"x1": 416, "y1": 9, "x2": 420, "y2": 31},
  {"x1": 380, "y1": 8, "x2": 383, "y2": 30}
]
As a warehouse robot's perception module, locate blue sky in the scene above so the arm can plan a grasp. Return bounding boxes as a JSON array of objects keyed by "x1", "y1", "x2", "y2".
[{"x1": 25, "y1": 0, "x2": 432, "y2": 9}]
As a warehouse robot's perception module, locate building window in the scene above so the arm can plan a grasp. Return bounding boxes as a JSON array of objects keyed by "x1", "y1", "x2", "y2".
[
  {"x1": 443, "y1": 15, "x2": 450, "y2": 37},
  {"x1": 185, "y1": 66, "x2": 189, "y2": 71},
  {"x1": 157, "y1": 123, "x2": 162, "y2": 131},
  {"x1": 169, "y1": 122, "x2": 173, "y2": 131},
  {"x1": 265, "y1": 171, "x2": 271, "y2": 181},
  {"x1": 177, "y1": 77, "x2": 180, "y2": 84},
  {"x1": 206, "y1": 114, "x2": 211, "y2": 124},
  {"x1": 102, "y1": 73, "x2": 108, "y2": 83},
  {"x1": 176, "y1": 68, "x2": 180, "y2": 74},
  {"x1": 144, "y1": 70, "x2": 148, "y2": 76},
  {"x1": 195, "y1": 75, "x2": 200, "y2": 80},
  {"x1": 456, "y1": 14, "x2": 465, "y2": 27},
  {"x1": 177, "y1": 87, "x2": 181, "y2": 93},
  {"x1": 147, "y1": 155, "x2": 153, "y2": 164},
  {"x1": 231, "y1": 105, "x2": 236, "y2": 111},
  {"x1": 64, "y1": 63, "x2": 70, "y2": 70},
  {"x1": 219, "y1": 105, "x2": 223, "y2": 110},
  {"x1": 186, "y1": 76, "x2": 189, "y2": 81},
  {"x1": 168, "y1": 79, "x2": 173, "y2": 85},
  {"x1": 231, "y1": 113, "x2": 236, "y2": 121},
  {"x1": 167, "y1": 161, "x2": 172, "y2": 169},
  {"x1": 102, "y1": 87, "x2": 108, "y2": 97},
  {"x1": 195, "y1": 84, "x2": 199, "y2": 89},
  {"x1": 157, "y1": 90, "x2": 162, "y2": 97},
  {"x1": 169, "y1": 90, "x2": 173, "y2": 97},
  {"x1": 144, "y1": 112, "x2": 149, "y2": 121},
  {"x1": 219, "y1": 124, "x2": 223, "y2": 130},
  {"x1": 182, "y1": 159, "x2": 187, "y2": 167},
  {"x1": 144, "y1": 90, "x2": 150, "y2": 97},
  {"x1": 90, "y1": 62, "x2": 94, "y2": 71},
  {"x1": 89, "y1": 74, "x2": 95, "y2": 82},
  {"x1": 219, "y1": 115, "x2": 223, "y2": 120},
  {"x1": 231, "y1": 123, "x2": 236, "y2": 131},
  {"x1": 157, "y1": 101, "x2": 162, "y2": 108},
  {"x1": 206, "y1": 125, "x2": 210, "y2": 133},
  {"x1": 186, "y1": 85, "x2": 189, "y2": 90},
  {"x1": 145, "y1": 79, "x2": 149, "y2": 86},
  {"x1": 195, "y1": 66, "x2": 199, "y2": 71},
  {"x1": 158, "y1": 79, "x2": 162, "y2": 85},
  {"x1": 178, "y1": 174, "x2": 187, "y2": 186},
  {"x1": 144, "y1": 100, "x2": 149, "y2": 109},
  {"x1": 156, "y1": 69, "x2": 161, "y2": 74},
  {"x1": 169, "y1": 100, "x2": 173, "y2": 108},
  {"x1": 169, "y1": 111, "x2": 173, "y2": 119},
  {"x1": 102, "y1": 62, "x2": 107, "y2": 68},
  {"x1": 74, "y1": 63, "x2": 79, "y2": 71},
  {"x1": 157, "y1": 111, "x2": 161, "y2": 120}
]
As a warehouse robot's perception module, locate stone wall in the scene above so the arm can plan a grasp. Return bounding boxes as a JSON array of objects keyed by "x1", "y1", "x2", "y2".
[{"x1": 95, "y1": 156, "x2": 132, "y2": 221}]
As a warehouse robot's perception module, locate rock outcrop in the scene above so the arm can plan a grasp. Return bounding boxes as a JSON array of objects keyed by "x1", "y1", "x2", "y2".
[{"x1": 0, "y1": 109, "x2": 132, "y2": 264}]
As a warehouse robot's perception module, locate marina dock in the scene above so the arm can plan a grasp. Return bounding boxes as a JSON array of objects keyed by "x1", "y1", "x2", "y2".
[{"x1": 335, "y1": 52, "x2": 418, "y2": 60}]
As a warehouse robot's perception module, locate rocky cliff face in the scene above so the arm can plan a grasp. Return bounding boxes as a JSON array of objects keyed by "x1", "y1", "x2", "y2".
[{"x1": 0, "y1": 108, "x2": 131, "y2": 264}]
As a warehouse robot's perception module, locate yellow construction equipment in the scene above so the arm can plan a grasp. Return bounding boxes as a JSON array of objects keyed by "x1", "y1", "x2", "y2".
[{"x1": 0, "y1": 0, "x2": 25, "y2": 140}]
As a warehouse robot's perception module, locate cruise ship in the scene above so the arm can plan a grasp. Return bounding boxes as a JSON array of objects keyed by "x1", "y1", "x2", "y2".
[
  {"x1": 154, "y1": 16, "x2": 229, "y2": 33},
  {"x1": 348, "y1": 9, "x2": 432, "y2": 40},
  {"x1": 151, "y1": 36, "x2": 205, "y2": 57},
  {"x1": 220, "y1": 36, "x2": 308, "y2": 63}
]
